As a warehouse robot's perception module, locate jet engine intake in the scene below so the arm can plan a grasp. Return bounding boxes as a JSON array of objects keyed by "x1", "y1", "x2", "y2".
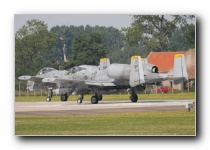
[
  {"x1": 152, "y1": 66, "x2": 158, "y2": 73},
  {"x1": 142, "y1": 63, "x2": 159, "y2": 73}
]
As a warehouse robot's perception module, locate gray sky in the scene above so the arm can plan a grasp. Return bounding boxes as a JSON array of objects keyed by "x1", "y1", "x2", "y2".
[{"x1": 15, "y1": 14, "x2": 134, "y2": 32}]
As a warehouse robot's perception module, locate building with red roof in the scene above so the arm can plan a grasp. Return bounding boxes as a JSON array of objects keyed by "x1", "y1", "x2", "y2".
[
  {"x1": 147, "y1": 49, "x2": 195, "y2": 79},
  {"x1": 146, "y1": 49, "x2": 195, "y2": 90}
]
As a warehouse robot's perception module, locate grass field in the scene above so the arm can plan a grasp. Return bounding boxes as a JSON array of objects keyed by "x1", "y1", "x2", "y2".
[
  {"x1": 15, "y1": 92, "x2": 195, "y2": 102},
  {"x1": 15, "y1": 110, "x2": 195, "y2": 135}
]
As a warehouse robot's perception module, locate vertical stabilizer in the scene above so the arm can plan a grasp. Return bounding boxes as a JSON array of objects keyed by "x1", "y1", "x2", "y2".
[
  {"x1": 173, "y1": 54, "x2": 188, "y2": 84},
  {"x1": 99, "y1": 58, "x2": 110, "y2": 71},
  {"x1": 129, "y1": 56, "x2": 145, "y2": 87},
  {"x1": 141, "y1": 58, "x2": 148, "y2": 63}
]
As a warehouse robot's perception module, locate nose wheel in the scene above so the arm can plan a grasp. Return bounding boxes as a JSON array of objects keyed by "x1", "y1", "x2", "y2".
[
  {"x1": 46, "y1": 97, "x2": 51, "y2": 102},
  {"x1": 46, "y1": 88, "x2": 53, "y2": 102},
  {"x1": 77, "y1": 95, "x2": 84, "y2": 104}
]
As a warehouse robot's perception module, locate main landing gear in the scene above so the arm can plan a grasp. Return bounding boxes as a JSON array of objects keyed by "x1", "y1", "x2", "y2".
[
  {"x1": 76, "y1": 94, "x2": 102, "y2": 104},
  {"x1": 61, "y1": 93, "x2": 68, "y2": 102},
  {"x1": 91, "y1": 94, "x2": 102, "y2": 104},
  {"x1": 130, "y1": 93, "x2": 138, "y2": 102},
  {"x1": 46, "y1": 89, "x2": 69, "y2": 102},
  {"x1": 129, "y1": 88, "x2": 138, "y2": 102}
]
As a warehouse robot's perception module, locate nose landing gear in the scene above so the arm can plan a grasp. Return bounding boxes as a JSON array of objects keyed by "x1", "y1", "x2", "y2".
[
  {"x1": 46, "y1": 88, "x2": 53, "y2": 102},
  {"x1": 77, "y1": 95, "x2": 84, "y2": 104}
]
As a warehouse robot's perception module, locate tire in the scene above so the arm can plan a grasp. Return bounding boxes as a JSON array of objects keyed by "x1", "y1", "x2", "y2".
[
  {"x1": 130, "y1": 94, "x2": 138, "y2": 102},
  {"x1": 91, "y1": 96, "x2": 98, "y2": 104},
  {"x1": 77, "y1": 98, "x2": 82, "y2": 104},
  {"x1": 61, "y1": 93, "x2": 68, "y2": 102},
  {"x1": 46, "y1": 97, "x2": 51, "y2": 102}
]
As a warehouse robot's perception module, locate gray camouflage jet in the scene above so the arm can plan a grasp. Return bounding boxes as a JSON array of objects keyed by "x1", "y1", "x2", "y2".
[
  {"x1": 19, "y1": 54, "x2": 188, "y2": 104},
  {"x1": 18, "y1": 67, "x2": 68, "y2": 101}
]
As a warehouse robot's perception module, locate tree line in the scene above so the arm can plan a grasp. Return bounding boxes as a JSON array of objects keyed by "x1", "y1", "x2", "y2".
[{"x1": 15, "y1": 15, "x2": 195, "y2": 88}]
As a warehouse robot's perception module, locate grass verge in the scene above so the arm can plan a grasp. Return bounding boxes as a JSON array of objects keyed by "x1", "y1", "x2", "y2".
[{"x1": 15, "y1": 110, "x2": 195, "y2": 136}]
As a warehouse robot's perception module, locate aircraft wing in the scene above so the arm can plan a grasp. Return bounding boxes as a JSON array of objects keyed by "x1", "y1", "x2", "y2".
[
  {"x1": 42, "y1": 78, "x2": 82, "y2": 84},
  {"x1": 85, "y1": 81, "x2": 116, "y2": 87},
  {"x1": 43, "y1": 78, "x2": 116, "y2": 87},
  {"x1": 18, "y1": 76, "x2": 43, "y2": 82}
]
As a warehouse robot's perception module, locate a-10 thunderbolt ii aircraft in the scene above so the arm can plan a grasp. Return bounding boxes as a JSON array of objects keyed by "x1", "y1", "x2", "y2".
[
  {"x1": 18, "y1": 67, "x2": 68, "y2": 101},
  {"x1": 19, "y1": 54, "x2": 188, "y2": 104}
]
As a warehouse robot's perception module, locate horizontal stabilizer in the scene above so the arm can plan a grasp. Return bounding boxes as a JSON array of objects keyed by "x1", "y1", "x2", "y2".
[{"x1": 141, "y1": 58, "x2": 148, "y2": 64}]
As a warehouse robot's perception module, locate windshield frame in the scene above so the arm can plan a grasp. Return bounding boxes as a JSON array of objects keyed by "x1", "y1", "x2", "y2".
[
  {"x1": 37, "y1": 67, "x2": 57, "y2": 75},
  {"x1": 67, "y1": 66, "x2": 86, "y2": 74}
]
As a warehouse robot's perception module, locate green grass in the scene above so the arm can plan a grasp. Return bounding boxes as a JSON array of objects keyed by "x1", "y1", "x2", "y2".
[
  {"x1": 15, "y1": 92, "x2": 195, "y2": 102},
  {"x1": 15, "y1": 110, "x2": 195, "y2": 135}
]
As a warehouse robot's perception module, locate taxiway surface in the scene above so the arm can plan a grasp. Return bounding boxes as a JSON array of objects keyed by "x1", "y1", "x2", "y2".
[{"x1": 15, "y1": 99, "x2": 195, "y2": 116}]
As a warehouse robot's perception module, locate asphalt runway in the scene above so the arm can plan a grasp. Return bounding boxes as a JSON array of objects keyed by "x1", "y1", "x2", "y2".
[{"x1": 15, "y1": 99, "x2": 195, "y2": 116}]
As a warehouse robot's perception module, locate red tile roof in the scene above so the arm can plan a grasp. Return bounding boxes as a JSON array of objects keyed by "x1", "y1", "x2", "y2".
[
  {"x1": 147, "y1": 51, "x2": 187, "y2": 73},
  {"x1": 147, "y1": 49, "x2": 195, "y2": 79}
]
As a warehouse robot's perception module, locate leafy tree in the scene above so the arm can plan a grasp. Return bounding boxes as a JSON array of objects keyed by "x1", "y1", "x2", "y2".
[
  {"x1": 109, "y1": 45, "x2": 149, "y2": 64},
  {"x1": 184, "y1": 24, "x2": 195, "y2": 49},
  {"x1": 62, "y1": 32, "x2": 108, "y2": 69},
  {"x1": 90, "y1": 26, "x2": 124, "y2": 51},
  {"x1": 123, "y1": 15, "x2": 195, "y2": 52},
  {"x1": 168, "y1": 24, "x2": 195, "y2": 51},
  {"x1": 49, "y1": 25, "x2": 124, "y2": 69},
  {"x1": 50, "y1": 25, "x2": 74, "y2": 68},
  {"x1": 15, "y1": 19, "x2": 55, "y2": 77}
]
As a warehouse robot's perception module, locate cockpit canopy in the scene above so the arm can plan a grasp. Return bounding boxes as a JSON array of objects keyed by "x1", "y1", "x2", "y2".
[
  {"x1": 68, "y1": 66, "x2": 86, "y2": 74},
  {"x1": 37, "y1": 67, "x2": 57, "y2": 75}
]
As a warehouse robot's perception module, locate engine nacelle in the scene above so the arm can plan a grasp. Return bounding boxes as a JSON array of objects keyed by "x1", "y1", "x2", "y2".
[
  {"x1": 107, "y1": 63, "x2": 158, "y2": 80},
  {"x1": 142, "y1": 63, "x2": 158, "y2": 73},
  {"x1": 107, "y1": 64, "x2": 130, "y2": 79}
]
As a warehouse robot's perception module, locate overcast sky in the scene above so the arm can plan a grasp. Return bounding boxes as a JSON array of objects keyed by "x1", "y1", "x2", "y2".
[{"x1": 14, "y1": 14, "x2": 134, "y2": 32}]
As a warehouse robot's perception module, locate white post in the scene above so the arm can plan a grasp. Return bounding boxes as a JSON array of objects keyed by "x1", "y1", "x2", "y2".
[
  {"x1": 19, "y1": 81, "x2": 21, "y2": 96},
  {"x1": 171, "y1": 81, "x2": 174, "y2": 94},
  {"x1": 155, "y1": 83, "x2": 157, "y2": 94}
]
